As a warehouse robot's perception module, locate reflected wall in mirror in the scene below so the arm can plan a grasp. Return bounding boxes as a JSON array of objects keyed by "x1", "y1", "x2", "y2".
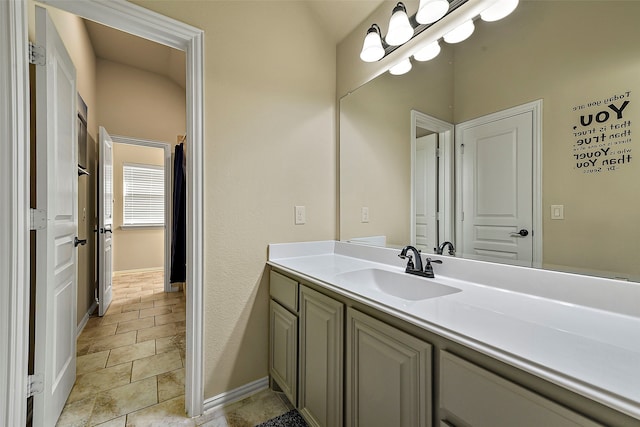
[{"x1": 339, "y1": 0, "x2": 640, "y2": 282}]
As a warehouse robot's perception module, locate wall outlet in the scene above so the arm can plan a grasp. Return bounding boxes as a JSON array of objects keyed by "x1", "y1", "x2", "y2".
[
  {"x1": 361, "y1": 207, "x2": 369, "y2": 223},
  {"x1": 551, "y1": 205, "x2": 564, "y2": 220},
  {"x1": 295, "y1": 205, "x2": 306, "y2": 225}
]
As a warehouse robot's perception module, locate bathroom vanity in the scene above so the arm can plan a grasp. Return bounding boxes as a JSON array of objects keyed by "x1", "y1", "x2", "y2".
[{"x1": 267, "y1": 241, "x2": 640, "y2": 427}]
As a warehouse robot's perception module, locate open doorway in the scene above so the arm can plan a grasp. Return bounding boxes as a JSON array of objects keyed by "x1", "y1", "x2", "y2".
[{"x1": 21, "y1": 1, "x2": 202, "y2": 426}]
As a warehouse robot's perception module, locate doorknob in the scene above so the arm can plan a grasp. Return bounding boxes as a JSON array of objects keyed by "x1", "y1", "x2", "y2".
[
  {"x1": 100, "y1": 227, "x2": 113, "y2": 234},
  {"x1": 74, "y1": 237, "x2": 87, "y2": 247},
  {"x1": 510, "y1": 229, "x2": 529, "y2": 237}
]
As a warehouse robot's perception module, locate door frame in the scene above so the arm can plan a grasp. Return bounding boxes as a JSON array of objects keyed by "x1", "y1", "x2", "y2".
[
  {"x1": 454, "y1": 100, "x2": 543, "y2": 268},
  {"x1": 0, "y1": 0, "x2": 205, "y2": 423},
  {"x1": 410, "y1": 110, "x2": 455, "y2": 249},
  {"x1": 0, "y1": 1, "x2": 30, "y2": 425},
  {"x1": 111, "y1": 135, "x2": 175, "y2": 293}
]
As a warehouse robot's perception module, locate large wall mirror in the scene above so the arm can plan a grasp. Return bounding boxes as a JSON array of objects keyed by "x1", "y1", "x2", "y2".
[{"x1": 340, "y1": 0, "x2": 639, "y2": 282}]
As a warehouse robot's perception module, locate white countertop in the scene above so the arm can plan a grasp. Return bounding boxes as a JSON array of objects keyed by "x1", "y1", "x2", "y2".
[{"x1": 267, "y1": 241, "x2": 640, "y2": 421}]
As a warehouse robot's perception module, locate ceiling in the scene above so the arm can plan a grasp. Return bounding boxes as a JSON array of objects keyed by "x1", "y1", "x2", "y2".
[{"x1": 84, "y1": 0, "x2": 384, "y2": 89}]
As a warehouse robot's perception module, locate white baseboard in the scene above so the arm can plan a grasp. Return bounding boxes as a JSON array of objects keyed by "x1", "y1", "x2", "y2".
[
  {"x1": 76, "y1": 300, "x2": 98, "y2": 337},
  {"x1": 202, "y1": 377, "x2": 269, "y2": 414}
]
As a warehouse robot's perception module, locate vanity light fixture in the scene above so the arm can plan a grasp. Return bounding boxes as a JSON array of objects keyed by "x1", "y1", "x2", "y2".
[
  {"x1": 416, "y1": 0, "x2": 450, "y2": 25},
  {"x1": 361, "y1": 0, "x2": 521, "y2": 69},
  {"x1": 360, "y1": 24, "x2": 385, "y2": 62},
  {"x1": 443, "y1": 19, "x2": 475, "y2": 43},
  {"x1": 389, "y1": 57, "x2": 413, "y2": 75},
  {"x1": 481, "y1": 0, "x2": 519, "y2": 22},
  {"x1": 413, "y1": 40, "x2": 441, "y2": 61},
  {"x1": 386, "y1": 2, "x2": 414, "y2": 46}
]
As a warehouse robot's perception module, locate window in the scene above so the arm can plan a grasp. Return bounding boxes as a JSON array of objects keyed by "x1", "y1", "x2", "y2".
[{"x1": 123, "y1": 163, "x2": 164, "y2": 226}]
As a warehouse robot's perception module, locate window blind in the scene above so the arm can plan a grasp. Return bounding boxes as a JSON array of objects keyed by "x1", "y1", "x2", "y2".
[{"x1": 123, "y1": 163, "x2": 164, "y2": 226}]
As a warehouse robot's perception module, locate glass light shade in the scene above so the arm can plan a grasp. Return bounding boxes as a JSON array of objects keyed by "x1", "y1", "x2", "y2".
[
  {"x1": 416, "y1": 0, "x2": 449, "y2": 24},
  {"x1": 443, "y1": 20, "x2": 475, "y2": 44},
  {"x1": 481, "y1": 0, "x2": 519, "y2": 22},
  {"x1": 385, "y1": 3, "x2": 414, "y2": 46},
  {"x1": 389, "y1": 58, "x2": 412, "y2": 75},
  {"x1": 360, "y1": 27, "x2": 385, "y2": 62},
  {"x1": 413, "y1": 41, "x2": 441, "y2": 61}
]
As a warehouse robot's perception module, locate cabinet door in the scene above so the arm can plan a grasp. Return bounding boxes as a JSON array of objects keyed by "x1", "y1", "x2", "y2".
[
  {"x1": 269, "y1": 300, "x2": 297, "y2": 405},
  {"x1": 346, "y1": 308, "x2": 432, "y2": 427},
  {"x1": 299, "y1": 285, "x2": 344, "y2": 427},
  {"x1": 440, "y1": 351, "x2": 603, "y2": 427}
]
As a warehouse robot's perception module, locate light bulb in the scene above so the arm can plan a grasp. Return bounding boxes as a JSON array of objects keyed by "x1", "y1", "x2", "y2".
[
  {"x1": 389, "y1": 58, "x2": 412, "y2": 75},
  {"x1": 386, "y1": 2, "x2": 414, "y2": 46},
  {"x1": 443, "y1": 20, "x2": 475, "y2": 44},
  {"x1": 416, "y1": 0, "x2": 449, "y2": 25},
  {"x1": 413, "y1": 41, "x2": 441, "y2": 61},
  {"x1": 360, "y1": 25, "x2": 385, "y2": 62},
  {"x1": 481, "y1": 0, "x2": 519, "y2": 22}
]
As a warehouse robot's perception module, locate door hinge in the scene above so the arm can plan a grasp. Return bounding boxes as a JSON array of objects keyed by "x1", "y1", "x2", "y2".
[
  {"x1": 460, "y1": 143, "x2": 465, "y2": 154},
  {"x1": 28, "y1": 42, "x2": 45, "y2": 66},
  {"x1": 461, "y1": 211, "x2": 464, "y2": 221},
  {"x1": 27, "y1": 373, "x2": 43, "y2": 398},
  {"x1": 436, "y1": 148, "x2": 441, "y2": 158},
  {"x1": 30, "y1": 208, "x2": 46, "y2": 230}
]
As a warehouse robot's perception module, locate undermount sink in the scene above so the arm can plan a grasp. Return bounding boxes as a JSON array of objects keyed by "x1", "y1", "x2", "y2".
[{"x1": 335, "y1": 268, "x2": 461, "y2": 301}]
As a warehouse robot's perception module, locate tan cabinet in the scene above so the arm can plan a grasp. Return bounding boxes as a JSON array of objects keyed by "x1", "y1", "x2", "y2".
[
  {"x1": 269, "y1": 300, "x2": 297, "y2": 405},
  {"x1": 299, "y1": 285, "x2": 344, "y2": 427},
  {"x1": 346, "y1": 307, "x2": 432, "y2": 427},
  {"x1": 269, "y1": 268, "x2": 620, "y2": 427},
  {"x1": 269, "y1": 270, "x2": 299, "y2": 405},
  {"x1": 439, "y1": 351, "x2": 603, "y2": 427}
]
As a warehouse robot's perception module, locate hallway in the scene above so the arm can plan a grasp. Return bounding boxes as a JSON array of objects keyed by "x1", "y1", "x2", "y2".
[{"x1": 56, "y1": 270, "x2": 188, "y2": 426}]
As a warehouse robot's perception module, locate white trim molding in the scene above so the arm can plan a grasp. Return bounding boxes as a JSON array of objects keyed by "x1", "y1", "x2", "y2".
[
  {"x1": 454, "y1": 99, "x2": 543, "y2": 268},
  {"x1": 0, "y1": 0, "x2": 30, "y2": 426},
  {"x1": 76, "y1": 301, "x2": 98, "y2": 337},
  {"x1": 202, "y1": 377, "x2": 270, "y2": 415},
  {"x1": 3, "y1": 0, "x2": 205, "y2": 422}
]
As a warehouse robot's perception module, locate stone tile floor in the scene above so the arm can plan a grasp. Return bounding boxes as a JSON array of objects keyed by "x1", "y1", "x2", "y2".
[{"x1": 56, "y1": 270, "x2": 291, "y2": 427}]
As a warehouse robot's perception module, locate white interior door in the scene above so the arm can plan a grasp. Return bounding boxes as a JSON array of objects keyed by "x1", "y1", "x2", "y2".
[
  {"x1": 34, "y1": 6, "x2": 78, "y2": 425},
  {"x1": 459, "y1": 111, "x2": 533, "y2": 266},
  {"x1": 415, "y1": 134, "x2": 438, "y2": 252},
  {"x1": 98, "y1": 126, "x2": 114, "y2": 316}
]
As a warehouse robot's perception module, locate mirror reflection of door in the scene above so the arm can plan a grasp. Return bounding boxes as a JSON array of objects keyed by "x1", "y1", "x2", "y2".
[
  {"x1": 458, "y1": 108, "x2": 535, "y2": 267},
  {"x1": 415, "y1": 133, "x2": 438, "y2": 252},
  {"x1": 411, "y1": 110, "x2": 455, "y2": 253}
]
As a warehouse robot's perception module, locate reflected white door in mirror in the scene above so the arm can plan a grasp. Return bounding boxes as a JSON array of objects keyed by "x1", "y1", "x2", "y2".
[
  {"x1": 456, "y1": 100, "x2": 542, "y2": 268},
  {"x1": 411, "y1": 111, "x2": 455, "y2": 253}
]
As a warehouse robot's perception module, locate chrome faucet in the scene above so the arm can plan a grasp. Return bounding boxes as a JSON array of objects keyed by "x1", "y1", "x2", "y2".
[
  {"x1": 436, "y1": 241, "x2": 455, "y2": 256},
  {"x1": 398, "y1": 246, "x2": 442, "y2": 278}
]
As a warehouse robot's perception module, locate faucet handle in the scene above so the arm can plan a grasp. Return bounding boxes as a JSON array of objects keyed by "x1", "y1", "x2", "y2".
[{"x1": 398, "y1": 253, "x2": 415, "y2": 270}]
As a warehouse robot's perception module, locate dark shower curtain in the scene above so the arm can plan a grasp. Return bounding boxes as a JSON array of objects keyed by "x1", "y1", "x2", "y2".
[{"x1": 170, "y1": 143, "x2": 186, "y2": 283}]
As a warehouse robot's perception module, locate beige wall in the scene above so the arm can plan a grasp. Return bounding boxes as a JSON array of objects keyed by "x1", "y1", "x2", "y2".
[
  {"x1": 29, "y1": 3, "x2": 99, "y2": 326},
  {"x1": 453, "y1": 1, "x2": 640, "y2": 280},
  {"x1": 96, "y1": 58, "x2": 186, "y2": 143},
  {"x1": 340, "y1": 48, "x2": 454, "y2": 246},
  {"x1": 96, "y1": 58, "x2": 186, "y2": 272},
  {"x1": 131, "y1": 0, "x2": 337, "y2": 399},
  {"x1": 112, "y1": 144, "x2": 166, "y2": 272}
]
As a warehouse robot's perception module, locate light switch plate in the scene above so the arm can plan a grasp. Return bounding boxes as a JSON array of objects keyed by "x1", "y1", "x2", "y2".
[
  {"x1": 295, "y1": 206, "x2": 306, "y2": 225},
  {"x1": 551, "y1": 205, "x2": 564, "y2": 220},
  {"x1": 361, "y1": 207, "x2": 369, "y2": 223}
]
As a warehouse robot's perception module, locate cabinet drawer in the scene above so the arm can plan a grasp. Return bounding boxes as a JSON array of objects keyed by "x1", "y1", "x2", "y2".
[
  {"x1": 440, "y1": 351, "x2": 602, "y2": 427},
  {"x1": 270, "y1": 270, "x2": 298, "y2": 312}
]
